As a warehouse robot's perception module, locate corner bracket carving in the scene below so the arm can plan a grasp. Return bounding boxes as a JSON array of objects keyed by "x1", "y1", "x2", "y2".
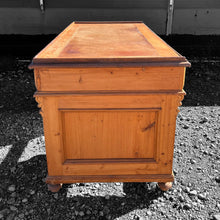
[
  {"x1": 175, "y1": 92, "x2": 185, "y2": 117},
  {"x1": 35, "y1": 96, "x2": 44, "y2": 117}
]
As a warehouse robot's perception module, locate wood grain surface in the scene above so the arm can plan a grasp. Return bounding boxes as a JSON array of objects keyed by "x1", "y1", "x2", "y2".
[
  {"x1": 62, "y1": 110, "x2": 157, "y2": 160},
  {"x1": 31, "y1": 22, "x2": 190, "y2": 66},
  {"x1": 32, "y1": 22, "x2": 190, "y2": 191},
  {"x1": 46, "y1": 174, "x2": 174, "y2": 184},
  {"x1": 35, "y1": 67, "x2": 185, "y2": 92}
]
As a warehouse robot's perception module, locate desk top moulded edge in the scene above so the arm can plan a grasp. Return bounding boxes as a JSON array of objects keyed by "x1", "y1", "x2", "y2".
[{"x1": 29, "y1": 21, "x2": 191, "y2": 69}]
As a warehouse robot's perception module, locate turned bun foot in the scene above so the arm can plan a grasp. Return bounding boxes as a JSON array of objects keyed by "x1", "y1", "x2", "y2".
[
  {"x1": 48, "y1": 184, "x2": 62, "y2": 192},
  {"x1": 158, "y1": 182, "x2": 172, "y2": 191}
]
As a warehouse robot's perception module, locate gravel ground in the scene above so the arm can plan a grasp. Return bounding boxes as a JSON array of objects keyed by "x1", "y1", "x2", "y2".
[{"x1": 0, "y1": 57, "x2": 220, "y2": 220}]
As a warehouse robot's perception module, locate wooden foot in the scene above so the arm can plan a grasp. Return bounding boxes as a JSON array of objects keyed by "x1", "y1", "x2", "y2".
[
  {"x1": 158, "y1": 182, "x2": 172, "y2": 191},
  {"x1": 48, "y1": 184, "x2": 62, "y2": 192}
]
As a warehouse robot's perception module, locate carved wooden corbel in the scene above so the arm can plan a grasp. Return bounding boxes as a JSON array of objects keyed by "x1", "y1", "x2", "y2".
[
  {"x1": 35, "y1": 96, "x2": 44, "y2": 117},
  {"x1": 175, "y1": 92, "x2": 185, "y2": 117}
]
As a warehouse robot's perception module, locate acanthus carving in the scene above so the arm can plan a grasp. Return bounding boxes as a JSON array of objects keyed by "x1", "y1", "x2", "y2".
[
  {"x1": 35, "y1": 96, "x2": 44, "y2": 118},
  {"x1": 175, "y1": 93, "x2": 185, "y2": 117}
]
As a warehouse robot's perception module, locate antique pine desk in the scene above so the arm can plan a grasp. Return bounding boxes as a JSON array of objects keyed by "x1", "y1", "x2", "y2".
[{"x1": 29, "y1": 21, "x2": 190, "y2": 192}]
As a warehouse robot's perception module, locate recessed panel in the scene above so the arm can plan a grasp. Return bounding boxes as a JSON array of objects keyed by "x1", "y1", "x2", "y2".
[
  {"x1": 60, "y1": 24, "x2": 158, "y2": 58},
  {"x1": 61, "y1": 110, "x2": 158, "y2": 160}
]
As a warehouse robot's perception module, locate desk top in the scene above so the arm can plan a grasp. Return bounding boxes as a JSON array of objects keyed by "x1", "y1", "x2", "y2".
[{"x1": 30, "y1": 22, "x2": 190, "y2": 68}]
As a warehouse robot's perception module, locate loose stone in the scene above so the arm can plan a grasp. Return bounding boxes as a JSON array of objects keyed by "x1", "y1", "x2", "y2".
[
  {"x1": 146, "y1": 211, "x2": 152, "y2": 216},
  {"x1": 86, "y1": 210, "x2": 91, "y2": 215},
  {"x1": 183, "y1": 204, "x2": 192, "y2": 210},
  {"x1": 53, "y1": 193, "x2": 58, "y2": 199},
  {"x1": 185, "y1": 187, "x2": 190, "y2": 193},
  {"x1": 29, "y1": 190, "x2": 35, "y2": 195},
  {"x1": 79, "y1": 211, "x2": 85, "y2": 217},
  {"x1": 189, "y1": 190, "x2": 197, "y2": 196},
  {"x1": 105, "y1": 195, "x2": 110, "y2": 200},
  {"x1": 198, "y1": 194, "x2": 207, "y2": 200},
  {"x1": 10, "y1": 206, "x2": 17, "y2": 211},
  {"x1": 22, "y1": 198, "x2": 28, "y2": 203},
  {"x1": 190, "y1": 159, "x2": 196, "y2": 164},
  {"x1": 8, "y1": 185, "x2": 15, "y2": 192},
  {"x1": 200, "y1": 117, "x2": 208, "y2": 123},
  {"x1": 215, "y1": 177, "x2": 220, "y2": 183},
  {"x1": 179, "y1": 195, "x2": 185, "y2": 202},
  {"x1": 99, "y1": 211, "x2": 104, "y2": 216}
]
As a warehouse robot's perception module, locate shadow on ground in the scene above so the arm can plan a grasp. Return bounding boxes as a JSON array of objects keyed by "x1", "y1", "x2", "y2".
[
  {"x1": 0, "y1": 111, "x2": 164, "y2": 219},
  {"x1": 1, "y1": 150, "x2": 163, "y2": 219}
]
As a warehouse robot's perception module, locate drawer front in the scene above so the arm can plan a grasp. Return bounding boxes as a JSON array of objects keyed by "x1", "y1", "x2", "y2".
[
  {"x1": 39, "y1": 94, "x2": 180, "y2": 176},
  {"x1": 35, "y1": 67, "x2": 185, "y2": 92}
]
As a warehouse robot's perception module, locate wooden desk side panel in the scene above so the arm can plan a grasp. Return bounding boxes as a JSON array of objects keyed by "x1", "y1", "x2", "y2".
[
  {"x1": 156, "y1": 93, "x2": 185, "y2": 174},
  {"x1": 35, "y1": 93, "x2": 184, "y2": 178},
  {"x1": 34, "y1": 67, "x2": 185, "y2": 92},
  {"x1": 62, "y1": 110, "x2": 157, "y2": 160},
  {"x1": 35, "y1": 96, "x2": 65, "y2": 176}
]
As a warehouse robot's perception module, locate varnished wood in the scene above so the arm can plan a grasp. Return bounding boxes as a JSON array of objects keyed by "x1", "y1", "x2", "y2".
[
  {"x1": 136, "y1": 23, "x2": 181, "y2": 58},
  {"x1": 46, "y1": 174, "x2": 174, "y2": 185},
  {"x1": 48, "y1": 184, "x2": 62, "y2": 192},
  {"x1": 29, "y1": 22, "x2": 190, "y2": 67},
  {"x1": 34, "y1": 90, "x2": 185, "y2": 96},
  {"x1": 62, "y1": 110, "x2": 157, "y2": 160},
  {"x1": 31, "y1": 22, "x2": 190, "y2": 192},
  {"x1": 64, "y1": 158, "x2": 156, "y2": 164},
  {"x1": 74, "y1": 21, "x2": 144, "y2": 24},
  {"x1": 29, "y1": 61, "x2": 190, "y2": 68},
  {"x1": 35, "y1": 92, "x2": 184, "y2": 178},
  {"x1": 34, "y1": 67, "x2": 185, "y2": 92},
  {"x1": 158, "y1": 182, "x2": 173, "y2": 191}
]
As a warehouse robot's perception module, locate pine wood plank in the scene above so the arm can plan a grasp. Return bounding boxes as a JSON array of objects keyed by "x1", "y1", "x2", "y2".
[
  {"x1": 32, "y1": 22, "x2": 190, "y2": 192},
  {"x1": 62, "y1": 110, "x2": 157, "y2": 160},
  {"x1": 35, "y1": 67, "x2": 185, "y2": 92},
  {"x1": 31, "y1": 22, "x2": 189, "y2": 66}
]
